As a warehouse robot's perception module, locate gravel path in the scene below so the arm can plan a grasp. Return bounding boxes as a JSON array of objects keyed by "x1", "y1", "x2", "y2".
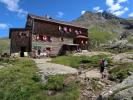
[
  {"x1": 34, "y1": 58, "x2": 78, "y2": 76},
  {"x1": 79, "y1": 69, "x2": 102, "y2": 79}
]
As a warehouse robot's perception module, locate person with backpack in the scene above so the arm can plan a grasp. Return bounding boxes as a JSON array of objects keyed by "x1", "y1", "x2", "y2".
[
  {"x1": 103, "y1": 58, "x2": 108, "y2": 78},
  {"x1": 100, "y1": 59, "x2": 105, "y2": 78},
  {"x1": 100, "y1": 58, "x2": 108, "y2": 78}
]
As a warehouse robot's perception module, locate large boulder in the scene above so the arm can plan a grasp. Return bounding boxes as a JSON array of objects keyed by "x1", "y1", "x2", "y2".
[
  {"x1": 112, "y1": 53, "x2": 133, "y2": 63},
  {"x1": 98, "y1": 75, "x2": 133, "y2": 100}
]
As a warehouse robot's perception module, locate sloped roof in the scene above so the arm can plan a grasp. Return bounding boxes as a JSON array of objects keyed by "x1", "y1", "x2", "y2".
[{"x1": 28, "y1": 14, "x2": 88, "y2": 30}]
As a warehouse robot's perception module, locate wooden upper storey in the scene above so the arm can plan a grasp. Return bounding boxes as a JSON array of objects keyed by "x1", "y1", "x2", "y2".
[{"x1": 25, "y1": 14, "x2": 88, "y2": 38}]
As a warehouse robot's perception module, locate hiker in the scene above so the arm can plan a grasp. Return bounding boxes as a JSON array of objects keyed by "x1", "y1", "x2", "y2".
[
  {"x1": 104, "y1": 59, "x2": 108, "y2": 68},
  {"x1": 37, "y1": 49, "x2": 41, "y2": 58},
  {"x1": 103, "y1": 58, "x2": 108, "y2": 77},
  {"x1": 100, "y1": 59, "x2": 105, "y2": 78}
]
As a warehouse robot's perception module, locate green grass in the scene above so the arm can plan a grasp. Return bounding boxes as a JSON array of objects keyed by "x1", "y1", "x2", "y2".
[
  {"x1": 52, "y1": 55, "x2": 110, "y2": 69},
  {"x1": 0, "y1": 58, "x2": 79, "y2": 100},
  {"x1": 89, "y1": 26, "x2": 116, "y2": 44},
  {"x1": 44, "y1": 75, "x2": 67, "y2": 91},
  {"x1": 0, "y1": 38, "x2": 10, "y2": 54},
  {"x1": 127, "y1": 36, "x2": 133, "y2": 43},
  {"x1": 43, "y1": 75, "x2": 79, "y2": 100},
  {"x1": 109, "y1": 63, "x2": 133, "y2": 82}
]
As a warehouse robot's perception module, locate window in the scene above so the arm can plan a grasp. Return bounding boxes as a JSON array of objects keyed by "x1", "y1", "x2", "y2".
[
  {"x1": 79, "y1": 31, "x2": 82, "y2": 34},
  {"x1": 36, "y1": 35, "x2": 39, "y2": 40},
  {"x1": 61, "y1": 37, "x2": 64, "y2": 42},
  {"x1": 59, "y1": 26, "x2": 62, "y2": 31},
  {"x1": 75, "y1": 30, "x2": 79, "y2": 35},
  {"x1": 18, "y1": 32, "x2": 29, "y2": 38},
  {"x1": 59, "y1": 26, "x2": 64, "y2": 33},
  {"x1": 39, "y1": 35, "x2": 43, "y2": 41},
  {"x1": 69, "y1": 28, "x2": 72, "y2": 32},
  {"x1": 46, "y1": 47, "x2": 52, "y2": 51},
  {"x1": 64, "y1": 27, "x2": 69, "y2": 33},
  {"x1": 47, "y1": 36, "x2": 52, "y2": 42},
  {"x1": 33, "y1": 46, "x2": 41, "y2": 50},
  {"x1": 43, "y1": 35, "x2": 47, "y2": 41},
  {"x1": 85, "y1": 41, "x2": 88, "y2": 44}
]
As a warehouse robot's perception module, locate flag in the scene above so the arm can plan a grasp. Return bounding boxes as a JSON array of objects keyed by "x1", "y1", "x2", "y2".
[
  {"x1": 19, "y1": 32, "x2": 22, "y2": 36},
  {"x1": 86, "y1": 41, "x2": 88, "y2": 44},
  {"x1": 59, "y1": 26, "x2": 64, "y2": 33},
  {"x1": 36, "y1": 35, "x2": 39, "y2": 40},
  {"x1": 43, "y1": 36, "x2": 47, "y2": 41},
  {"x1": 26, "y1": 33, "x2": 29, "y2": 37},
  {"x1": 59, "y1": 26, "x2": 62, "y2": 31},
  {"x1": 69, "y1": 28, "x2": 72, "y2": 32},
  {"x1": 64, "y1": 27, "x2": 68, "y2": 33},
  {"x1": 75, "y1": 30, "x2": 79, "y2": 35},
  {"x1": 79, "y1": 31, "x2": 82, "y2": 34}
]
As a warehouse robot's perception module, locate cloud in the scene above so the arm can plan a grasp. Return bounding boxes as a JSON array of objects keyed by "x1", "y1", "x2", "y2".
[
  {"x1": 0, "y1": 0, "x2": 27, "y2": 16},
  {"x1": 106, "y1": 0, "x2": 128, "y2": 16},
  {"x1": 118, "y1": 0, "x2": 128, "y2": 3},
  {"x1": 113, "y1": 7, "x2": 128, "y2": 16},
  {"x1": 56, "y1": 11, "x2": 64, "y2": 18},
  {"x1": 129, "y1": 12, "x2": 133, "y2": 17},
  {"x1": 81, "y1": 10, "x2": 86, "y2": 15},
  {"x1": 108, "y1": 3, "x2": 122, "y2": 12},
  {"x1": 93, "y1": 6, "x2": 103, "y2": 13},
  {"x1": 0, "y1": 23, "x2": 8, "y2": 29},
  {"x1": 93, "y1": 7, "x2": 100, "y2": 11},
  {"x1": 106, "y1": 0, "x2": 114, "y2": 6}
]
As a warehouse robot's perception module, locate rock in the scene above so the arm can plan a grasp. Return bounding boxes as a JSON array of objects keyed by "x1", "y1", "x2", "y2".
[
  {"x1": 63, "y1": 76, "x2": 76, "y2": 86},
  {"x1": 0, "y1": 65, "x2": 4, "y2": 69},
  {"x1": 47, "y1": 90, "x2": 56, "y2": 95},
  {"x1": 99, "y1": 75, "x2": 133, "y2": 100},
  {"x1": 112, "y1": 53, "x2": 133, "y2": 63},
  {"x1": 113, "y1": 87, "x2": 133, "y2": 100}
]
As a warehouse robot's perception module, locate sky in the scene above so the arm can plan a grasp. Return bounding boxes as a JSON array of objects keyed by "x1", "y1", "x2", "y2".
[{"x1": 0, "y1": 0, "x2": 133, "y2": 37}]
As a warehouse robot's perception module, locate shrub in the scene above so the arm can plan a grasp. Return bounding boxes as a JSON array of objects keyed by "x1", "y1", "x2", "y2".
[
  {"x1": 109, "y1": 63, "x2": 133, "y2": 81},
  {"x1": 44, "y1": 75, "x2": 65, "y2": 91}
]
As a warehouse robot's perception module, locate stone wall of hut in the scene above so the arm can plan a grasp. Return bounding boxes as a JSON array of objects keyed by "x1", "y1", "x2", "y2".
[{"x1": 10, "y1": 29, "x2": 31, "y2": 54}]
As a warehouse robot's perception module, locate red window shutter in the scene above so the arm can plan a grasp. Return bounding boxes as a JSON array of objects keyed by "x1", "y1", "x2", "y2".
[
  {"x1": 59, "y1": 26, "x2": 62, "y2": 31},
  {"x1": 36, "y1": 35, "x2": 39, "y2": 40},
  {"x1": 69, "y1": 28, "x2": 72, "y2": 32},
  {"x1": 75, "y1": 30, "x2": 79, "y2": 35},
  {"x1": 79, "y1": 31, "x2": 82, "y2": 34}
]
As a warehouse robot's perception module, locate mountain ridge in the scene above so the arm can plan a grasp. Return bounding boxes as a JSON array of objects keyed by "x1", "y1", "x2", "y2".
[{"x1": 73, "y1": 11, "x2": 133, "y2": 48}]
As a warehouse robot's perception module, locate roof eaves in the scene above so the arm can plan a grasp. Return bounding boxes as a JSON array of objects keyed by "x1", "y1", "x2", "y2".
[{"x1": 28, "y1": 14, "x2": 87, "y2": 30}]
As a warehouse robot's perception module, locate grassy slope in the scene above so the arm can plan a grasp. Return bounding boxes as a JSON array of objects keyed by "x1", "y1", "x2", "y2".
[
  {"x1": 109, "y1": 63, "x2": 133, "y2": 81},
  {"x1": 0, "y1": 58, "x2": 79, "y2": 100},
  {"x1": 0, "y1": 38, "x2": 10, "y2": 53},
  {"x1": 89, "y1": 26, "x2": 117, "y2": 44},
  {"x1": 52, "y1": 54, "x2": 110, "y2": 69}
]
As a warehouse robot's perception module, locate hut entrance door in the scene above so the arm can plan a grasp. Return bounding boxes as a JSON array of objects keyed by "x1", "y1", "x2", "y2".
[{"x1": 20, "y1": 47, "x2": 26, "y2": 57}]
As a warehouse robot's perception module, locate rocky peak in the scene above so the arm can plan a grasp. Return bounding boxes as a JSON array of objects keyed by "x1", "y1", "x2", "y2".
[
  {"x1": 102, "y1": 11, "x2": 121, "y2": 20},
  {"x1": 81, "y1": 11, "x2": 121, "y2": 20}
]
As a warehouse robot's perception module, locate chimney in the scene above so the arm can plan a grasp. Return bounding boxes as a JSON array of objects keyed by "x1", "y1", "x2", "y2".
[{"x1": 44, "y1": 14, "x2": 50, "y2": 19}]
